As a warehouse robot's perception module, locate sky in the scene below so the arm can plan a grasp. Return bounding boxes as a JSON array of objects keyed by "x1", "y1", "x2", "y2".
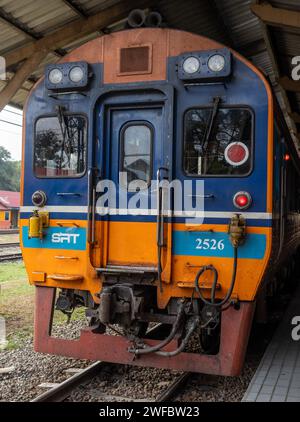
[{"x1": 0, "y1": 105, "x2": 23, "y2": 161}]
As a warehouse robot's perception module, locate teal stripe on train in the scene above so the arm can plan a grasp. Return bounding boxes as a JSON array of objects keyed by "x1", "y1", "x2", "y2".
[
  {"x1": 22, "y1": 226, "x2": 87, "y2": 250},
  {"x1": 172, "y1": 231, "x2": 266, "y2": 259},
  {"x1": 22, "y1": 225, "x2": 266, "y2": 259}
]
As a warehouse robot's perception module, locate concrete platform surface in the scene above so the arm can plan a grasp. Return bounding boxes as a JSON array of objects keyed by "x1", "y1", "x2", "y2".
[{"x1": 243, "y1": 284, "x2": 300, "y2": 402}]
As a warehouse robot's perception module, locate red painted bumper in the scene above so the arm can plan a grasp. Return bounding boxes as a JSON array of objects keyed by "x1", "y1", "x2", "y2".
[{"x1": 34, "y1": 286, "x2": 255, "y2": 376}]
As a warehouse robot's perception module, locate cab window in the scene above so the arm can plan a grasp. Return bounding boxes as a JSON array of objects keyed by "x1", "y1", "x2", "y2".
[
  {"x1": 184, "y1": 108, "x2": 252, "y2": 176},
  {"x1": 34, "y1": 114, "x2": 87, "y2": 177}
]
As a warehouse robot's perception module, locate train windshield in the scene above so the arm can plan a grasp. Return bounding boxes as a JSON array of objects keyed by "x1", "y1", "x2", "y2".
[
  {"x1": 184, "y1": 108, "x2": 252, "y2": 176},
  {"x1": 34, "y1": 114, "x2": 87, "y2": 177}
]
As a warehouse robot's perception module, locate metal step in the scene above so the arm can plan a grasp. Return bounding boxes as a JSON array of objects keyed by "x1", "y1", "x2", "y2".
[{"x1": 96, "y1": 265, "x2": 158, "y2": 275}]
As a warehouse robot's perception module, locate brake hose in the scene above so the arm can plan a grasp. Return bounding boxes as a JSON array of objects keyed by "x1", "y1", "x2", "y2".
[
  {"x1": 128, "y1": 300, "x2": 185, "y2": 355},
  {"x1": 194, "y1": 246, "x2": 238, "y2": 308},
  {"x1": 155, "y1": 316, "x2": 200, "y2": 357}
]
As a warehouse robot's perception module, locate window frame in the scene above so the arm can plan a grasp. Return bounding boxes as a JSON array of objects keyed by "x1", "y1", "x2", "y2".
[
  {"x1": 182, "y1": 105, "x2": 255, "y2": 178},
  {"x1": 119, "y1": 120, "x2": 154, "y2": 189},
  {"x1": 33, "y1": 112, "x2": 88, "y2": 179}
]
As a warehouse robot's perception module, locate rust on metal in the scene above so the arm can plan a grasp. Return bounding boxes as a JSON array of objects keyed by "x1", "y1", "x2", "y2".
[{"x1": 34, "y1": 286, "x2": 255, "y2": 376}]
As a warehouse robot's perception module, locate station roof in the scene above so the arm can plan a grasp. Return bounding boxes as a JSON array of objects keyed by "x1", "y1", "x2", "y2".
[
  {"x1": 0, "y1": 0, "x2": 300, "y2": 148},
  {"x1": 0, "y1": 190, "x2": 20, "y2": 209}
]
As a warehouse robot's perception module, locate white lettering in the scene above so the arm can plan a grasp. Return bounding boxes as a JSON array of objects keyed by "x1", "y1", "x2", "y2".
[{"x1": 291, "y1": 56, "x2": 300, "y2": 81}]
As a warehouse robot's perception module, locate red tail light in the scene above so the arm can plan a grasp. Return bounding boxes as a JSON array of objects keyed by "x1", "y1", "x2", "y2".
[{"x1": 233, "y1": 191, "x2": 252, "y2": 210}]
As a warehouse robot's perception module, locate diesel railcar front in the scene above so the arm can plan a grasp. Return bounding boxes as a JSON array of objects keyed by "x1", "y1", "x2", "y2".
[{"x1": 20, "y1": 26, "x2": 300, "y2": 375}]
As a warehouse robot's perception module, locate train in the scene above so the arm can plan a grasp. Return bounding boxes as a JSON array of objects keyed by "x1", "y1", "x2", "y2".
[{"x1": 20, "y1": 10, "x2": 300, "y2": 376}]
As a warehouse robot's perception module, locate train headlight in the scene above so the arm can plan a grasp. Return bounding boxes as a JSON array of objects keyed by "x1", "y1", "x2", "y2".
[
  {"x1": 69, "y1": 66, "x2": 84, "y2": 83},
  {"x1": 48, "y1": 68, "x2": 63, "y2": 84},
  {"x1": 178, "y1": 48, "x2": 231, "y2": 81},
  {"x1": 183, "y1": 57, "x2": 200, "y2": 74},
  {"x1": 45, "y1": 62, "x2": 89, "y2": 90},
  {"x1": 208, "y1": 54, "x2": 225, "y2": 72},
  {"x1": 32, "y1": 190, "x2": 47, "y2": 207},
  {"x1": 233, "y1": 191, "x2": 252, "y2": 210}
]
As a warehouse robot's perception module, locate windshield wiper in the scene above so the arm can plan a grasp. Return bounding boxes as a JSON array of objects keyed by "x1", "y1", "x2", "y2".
[
  {"x1": 201, "y1": 96, "x2": 221, "y2": 154},
  {"x1": 56, "y1": 105, "x2": 71, "y2": 168}
]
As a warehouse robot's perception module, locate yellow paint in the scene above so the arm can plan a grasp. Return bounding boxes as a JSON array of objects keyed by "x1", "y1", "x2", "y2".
[{"x1": 20, "y1": 217, "x2": 272, "y2": 309}]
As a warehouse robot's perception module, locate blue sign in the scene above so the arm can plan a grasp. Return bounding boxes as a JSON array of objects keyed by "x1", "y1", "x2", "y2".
[
  {"x1": 22, "y1": 226, "x2": 87, "y2": 251},
  {"x1": 172, "y1": 231, "x2": 266, "y2": 259}
]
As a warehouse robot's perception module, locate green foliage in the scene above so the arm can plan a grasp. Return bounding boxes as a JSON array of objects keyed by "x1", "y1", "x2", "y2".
[{"x1": 0, "y1": 145, "x2": 21, "y2": 191}]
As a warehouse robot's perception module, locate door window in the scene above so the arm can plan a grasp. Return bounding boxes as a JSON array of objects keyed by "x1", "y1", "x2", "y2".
[{"x1": 120, "y1": 123, "x2": 152, "y2": 186}]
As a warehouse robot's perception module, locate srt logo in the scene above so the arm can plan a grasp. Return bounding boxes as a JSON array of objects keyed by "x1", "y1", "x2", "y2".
[{"x1": 51, "y1": 233, "x2": 80, "y2": 244}]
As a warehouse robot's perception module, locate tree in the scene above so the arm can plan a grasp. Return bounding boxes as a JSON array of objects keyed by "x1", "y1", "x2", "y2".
[{"x1": 0, "y1": 146, "x2": 21, "y2": 191}]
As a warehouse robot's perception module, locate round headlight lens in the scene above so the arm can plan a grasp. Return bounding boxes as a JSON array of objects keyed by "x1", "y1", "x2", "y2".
[
  {"x1": 69, "y1": 66, "x2": 84, "y2": 83},
  {"x1": 183, "y1": 57, "x2": 200, "y2": 74},
  {"x1": 48, "y1": 68, "x2": 63, "y2": 84},
  {"x1": 208, "y1": 54, "x2": 225, "y2": 72},
  {"x1": 32, "y1": 190, "x2": 47, "y2": 207}
]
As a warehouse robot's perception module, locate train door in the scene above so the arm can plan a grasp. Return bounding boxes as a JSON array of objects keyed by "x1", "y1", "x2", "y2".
[{"x1": 92, "y1": 89, "x2": 173, "y2": 284}]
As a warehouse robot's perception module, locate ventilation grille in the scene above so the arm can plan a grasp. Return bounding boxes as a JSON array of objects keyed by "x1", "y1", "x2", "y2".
[{"x1": 119, "y1": 45, "x2": 151, "y2": 75}]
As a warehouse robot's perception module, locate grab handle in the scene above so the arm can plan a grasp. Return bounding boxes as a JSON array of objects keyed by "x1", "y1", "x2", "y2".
[{"x1": 156, "y1": 167, "x2": 168, "y2": 292}]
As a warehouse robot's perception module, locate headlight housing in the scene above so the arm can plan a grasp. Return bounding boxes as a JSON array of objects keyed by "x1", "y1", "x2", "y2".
[
  {"x1": 178, "y1": 48, "x2": 231, "y2": 81},
  {"x1": 32, "y1": 190, "x2": 47, "y2": 207},
  {"x1": 45, "y1": 62, "x2": 89, "y2": 90}
]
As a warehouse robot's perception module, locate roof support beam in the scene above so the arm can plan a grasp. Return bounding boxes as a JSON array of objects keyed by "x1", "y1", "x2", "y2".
[
  {"x1": 0, "y1": 50, "x2": 47, "y2": 112},
  {"x1": 61, "y1": 0, "x2": 88, "y2": 19},
  {"x1": 251, "y1": 3, "x2": 300, "y2": 30},
  {"x1": 3, "y1": 0, "x2": 155, "y2": 68},
  {"x1": 0, "y1": 6, "x2": 39, "y2": 40},
  {"x1": 0, "y1": 7, "x2": 67, "y2": 60},
  {"x1": 252, "y1": 1, "x2": 298, "y2": 144}
]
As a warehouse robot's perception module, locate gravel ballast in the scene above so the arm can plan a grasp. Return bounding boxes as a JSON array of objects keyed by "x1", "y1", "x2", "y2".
[
  {"x1": 0, "y1": 317, "x2": 261, "y2": 402},
  {"x1": 0, "y1": 321, "x2": 90, "y2": 402}
]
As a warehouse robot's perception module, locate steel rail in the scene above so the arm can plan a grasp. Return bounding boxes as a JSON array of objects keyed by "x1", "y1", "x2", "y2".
[
  {"x1": 0, "y1": 242, "x2": 20, "y2": 248},
  {"x1": 155, "y1": 372, "x2": 191, "y2": 402},
  {"x1": 0, "y1": 253, "x2": 22, "y2": 262},
  {"x1": 0, "y1": 229, "x2": 19, "y2": 234},
  {"x1": 31, "y1": 361, "x2": 105, "y2": 402}
]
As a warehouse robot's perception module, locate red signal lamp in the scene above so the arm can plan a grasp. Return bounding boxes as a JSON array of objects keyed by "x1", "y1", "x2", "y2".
[
  {"x1": 224, "y1": 142, "x2": 249, "y2": 166},
  {"x1": 233, "y1": 191, "x2": 252, "y2": 210}
]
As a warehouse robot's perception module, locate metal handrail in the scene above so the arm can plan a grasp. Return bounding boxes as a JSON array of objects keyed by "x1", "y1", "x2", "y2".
[
  {"x1": 87, "y1": 168, "x2": 93, "y2": 244},
  {"x1": 156, "y1": 167, "x2": 168, "y2": 292}
]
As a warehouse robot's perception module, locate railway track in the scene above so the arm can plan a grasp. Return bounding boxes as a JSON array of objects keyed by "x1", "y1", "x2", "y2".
[
  {"x1": 31, "y1": 362, "x2": 190, "y2": 402},
  {"x1": 0, "y1": 252, "x2": 22, "y2": 262},
  {"x1": 0, "y1": 229, "x2": 19, "y2": 235},
  {"x1": 0, "y1": 242, "x2": 20, "y2": 249}
]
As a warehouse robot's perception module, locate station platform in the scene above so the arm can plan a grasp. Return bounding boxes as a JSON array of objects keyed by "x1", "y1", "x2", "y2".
[{"x1": 243, "y1": 285, "x2": 300, "y2": 402}]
